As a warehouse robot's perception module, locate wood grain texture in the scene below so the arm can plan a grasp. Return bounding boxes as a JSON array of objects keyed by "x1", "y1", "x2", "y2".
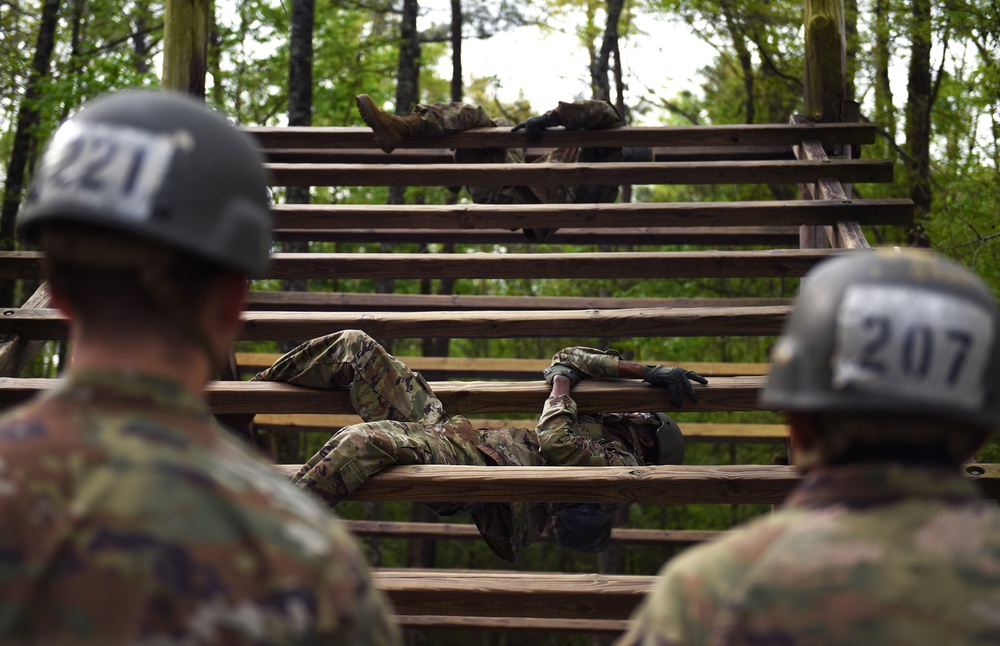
[
  {"x1": 270, "y1": 199, "x2": 913, "y2": 229},
  {"x1": 373, "y1": 568, "x2": 654, "y2": 619},
  {"x1": 0, "y1": 306, "x2": 792, "y2": 341},
  {"x1": 266, "y1": 159, "x2": 894, "y2": 188},
  {"x1": 246, "y1": 122, "x2": 878, "y2": 149}
]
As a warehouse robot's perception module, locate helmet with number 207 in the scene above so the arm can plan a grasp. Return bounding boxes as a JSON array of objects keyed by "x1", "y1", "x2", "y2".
[
  {"x1": 762, "y1": 249, "x2": 1000, "y2": 428},
  {"x1": 18, "y1": 90, "x2": 272, "y2": 278}
]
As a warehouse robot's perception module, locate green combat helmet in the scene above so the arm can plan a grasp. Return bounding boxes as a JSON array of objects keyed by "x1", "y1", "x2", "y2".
[
  {"x1": 17, "y1": 90, "x2": 273, "y2": 379},
  {"x1": 18, "y1": 90, "x2": 272, "y2": 278},
  {"x1": 597, "y1": 412, "x2": 685, "y2": 465},
  {"x1": 762, "y1": 248, "x2": 1000, "y2": 463}
]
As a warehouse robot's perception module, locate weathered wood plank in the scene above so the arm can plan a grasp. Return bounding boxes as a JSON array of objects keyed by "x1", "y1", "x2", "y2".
[
  {"x1": 269, "y1": 199, "x2": 914, "y2": 230},
  {"x1": 278, "y1": 463, "x2": 1000, "y2": 504},
  {"x1": 264, "y1": 144, "x2": 799, "y2": 165},
  {"x1": 394, "y1": 615, "x2": 630, "y2": 634},
  {"x1": 246, "y1": 122, "x2": 879, "y2": 149},
  {"x1": 266, "y1": 160, "x2": 894, "y2": 188},
  {"x1": 243, "y1": 291, "x2": 792, "y2": 312},
  {"x1": 0, "y1": 376, "x2": 768, "y2": 414},
  {"x1": 236, "y1": 353, "x2": 771, "y2": 376},
  {"x1": 272, "y1": 226, "x2": 803, "y2": 246},
  {"x1": 287, "y1": 464, "x2": 801, "y2": 505},
  {"x1": 252, "y1": 414, "x2": 787, "y2": 443},
  {"x1": 344, "y1": 520, "x2": 722, "y2": 546},
  {"x1": 374, "y1": 568, "x2": 653, "y2": 620},
  {"x1": 0, "y1": 249, "x2": 849, "y2": 281},
  {"x1": 264, "y1": 249, "x2": 848, "y2": 280},
  {"x1": 0, "y1": 306, "x2": 792, "y2": 341},
  {"x1": 0, "y1": 282, "x2": 52, "y2": 377}
]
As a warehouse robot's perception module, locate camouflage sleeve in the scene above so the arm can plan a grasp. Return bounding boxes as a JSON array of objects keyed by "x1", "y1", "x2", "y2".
[
  {"x1": 536, "y1": 394, "x2": 641, "y2": 467},
  {"x1": 549, "y1": 346, "x2": 622, "y2": 379},
  {"x1": 546, "y1": 100, "x2": 623, "y2": 130},
  {"x1": 317, "y1": 517, "x2": 402, "y2": 644}
]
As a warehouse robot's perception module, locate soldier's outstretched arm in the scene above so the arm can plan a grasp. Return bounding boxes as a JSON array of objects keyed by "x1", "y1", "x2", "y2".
[{"x1": 546, "y1": 346, "x2": 708, "y2": 408}]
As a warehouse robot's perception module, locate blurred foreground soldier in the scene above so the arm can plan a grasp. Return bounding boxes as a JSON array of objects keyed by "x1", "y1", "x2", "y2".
[
  {"x1": 253, "y1": 329, "x2": 707, "y2": 564},
  {"x1": 355, "y1": 94, "x2": 627, "y2": 240},
  {"x1": 618, "y1": 249, "x2": 1000, "y2": 646},
  {"x1": 1, "y1": 91, "x2": 398, "y2": 645}
]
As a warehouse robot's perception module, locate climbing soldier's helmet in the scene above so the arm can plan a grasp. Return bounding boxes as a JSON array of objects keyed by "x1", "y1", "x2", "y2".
[
  {"x1": 762, "y1": 248, "x2": 1000, "y2": 464},
  {"x1": 595, "y1": 412, "x2": 685, "y2": 465}
]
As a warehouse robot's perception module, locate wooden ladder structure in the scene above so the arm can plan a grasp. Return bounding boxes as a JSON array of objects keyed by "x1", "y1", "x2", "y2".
[{"x1": 3, "y1": 120, "x2": 999, "y2": 637}]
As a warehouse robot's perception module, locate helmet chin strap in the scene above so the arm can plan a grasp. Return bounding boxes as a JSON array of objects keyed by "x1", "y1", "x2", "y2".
[{"x1": 601, "y1": 413, "x2": 655, "y2": 464}]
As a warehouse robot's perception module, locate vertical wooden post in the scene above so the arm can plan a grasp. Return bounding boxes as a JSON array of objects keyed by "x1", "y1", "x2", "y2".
[
  {"x1": 803, "y1": 0, "x2": 847, "y2": 122},
  {"x1": 800, "y1": 0, "x2": 847, "y2": 249},
  {"x1": 161, "y1": 0, "x2": 210, "y2": 98}
]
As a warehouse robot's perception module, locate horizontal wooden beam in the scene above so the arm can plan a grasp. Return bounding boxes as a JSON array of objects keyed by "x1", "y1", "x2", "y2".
[
  {"x1": 0, "y1": 306, "x2": 791, "y2": 341},
  {"x1": 0, "y1": 249, "x2": 847, "y2": 281},
  {"x1": 266, "y1": 160, "x2": 894, "y2": 188},
  {"x1": 264, "y1": 144, "x2": 802, "y2": 166},
  {"x1": 254, "y1": 414, "x2": 786, "y2": 442},
  {"x1": 272, "y1": 226, "x2": 803, "y2": 246},
  {"x1": 394, "y1": 615, "x2": 630, "y2": 634},
  {"x1": 264, "y1": 249, "x2": 847, "y2": 280},
  {"x1": 344, "y1": 520, "x2": 722, "y2": 546},
  {"x1": 246, "y1": 122, "x2": 878, "y2": 150},
  {"x1": 0, "y1": 376, "x2": 769, "y2": 414},
  {"x1": 374, "y1": 568, "x2": 652, "y2": 620},
  {"x1": 253, "y1": 414, "x2": 788, "y2": 444},
  {"x1": 243, "y1": 291, "x2": 792, "y2": 312},
  {"x1": 237, "y1": 353, "x2": 771, "y2": 376},
  {"x1": 269, "y1": 199, "x2": 913, "y2": 230},
  {"x1": 297, "y1": 464, "x2": 802, "y2": 504},
  {"x1": 279, "y1": 463, "x2": 1000, "y2": 504}
]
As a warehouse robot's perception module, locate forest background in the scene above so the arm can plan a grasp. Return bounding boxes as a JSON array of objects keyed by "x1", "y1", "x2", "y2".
[{"x1": 1, "y1": 1, "x2": 999, "y2": 643}]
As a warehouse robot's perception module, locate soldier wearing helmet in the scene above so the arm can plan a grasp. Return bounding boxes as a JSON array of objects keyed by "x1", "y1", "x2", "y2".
[
  {"x1": 250, "y1": 329, "x2": 705, "y2": 564},
  {"x1": 0, "y1": 91, "x2": 398, "y2": 644},
  {"x1": 618, "y1": 249, "x2": 1000, "y2": 646}
]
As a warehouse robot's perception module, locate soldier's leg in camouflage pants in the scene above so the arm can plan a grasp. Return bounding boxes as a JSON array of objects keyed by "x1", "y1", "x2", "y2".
[
  {"x1": 288, "y1": 419, "x2": 486, "y2": 505},
  {"x1": 254, "y1": 330, "x2": 488, "y2": 505},
  {"x1": 253, "y1": 329, "x2": 446, "y2": 424}
]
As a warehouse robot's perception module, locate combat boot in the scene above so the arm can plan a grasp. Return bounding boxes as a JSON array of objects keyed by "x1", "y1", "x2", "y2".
[{"x1": 355, "y1": 94, "x2": 423, "y2": 153}]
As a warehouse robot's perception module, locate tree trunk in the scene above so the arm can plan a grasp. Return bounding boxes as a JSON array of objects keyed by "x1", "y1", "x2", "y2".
[
  {"x1": 905, "y1": 0, "x2": 932, "y2": 246},
  {"x1": 721, "y1": 0, "x2": 755, "y2": 123},
  {"x1": 161, "y1": 0, "x2": 210, "y2": 97},
  {"x1": 0, "y1": 0, "x2": 60, "y2": 308},
  {"x1": 872, "y1": 0, "x2": 896, "y2": 142},
  {"x1": 132, "y1": 1, "x2": 154, "y2": 75},
  {"x1": 450, "y1": 0, "x2": 463, "y2": 102},
  {"x1": 592, "y1": 0, "x2": 625, "y2": 102},
  {"x1": 396, "y1": 0, "x2": 420, "y2": 115}
]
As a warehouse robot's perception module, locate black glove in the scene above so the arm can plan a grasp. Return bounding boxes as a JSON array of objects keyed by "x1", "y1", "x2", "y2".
[
  {"x1": 511, "y1": 114, "x2": 552, "y2": 141},
  {"x1": 642, "y1": 365, "x2": 708, "y2": 408},
  {"x1": 543, "y1": 364, "x2": 587, "y2": 387}
]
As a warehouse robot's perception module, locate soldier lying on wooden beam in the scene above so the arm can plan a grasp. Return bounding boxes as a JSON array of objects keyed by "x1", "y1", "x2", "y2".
[
  {"x1": 355, "y1": 94, "x2": 633, "y2": 241},
  {"x1": 250, "y1": 329, "x2": 707, "y2": 564}
]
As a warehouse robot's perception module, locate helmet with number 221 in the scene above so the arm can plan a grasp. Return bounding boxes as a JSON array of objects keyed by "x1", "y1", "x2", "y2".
[
  {"x1": 17, "y1": 90, "x2": 272, "y2": 277},
  {"x1": 762, "y1": 248, "x2": 1000, "y2": 428}
]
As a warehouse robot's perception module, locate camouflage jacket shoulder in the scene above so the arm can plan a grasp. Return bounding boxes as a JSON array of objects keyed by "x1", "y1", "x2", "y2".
[
  {"x1": 618, "y1": 462, "x2": 1000, "y2": 646},
  {"x1": 0, "y1": 368, "x2": 398, "y2": 645}
]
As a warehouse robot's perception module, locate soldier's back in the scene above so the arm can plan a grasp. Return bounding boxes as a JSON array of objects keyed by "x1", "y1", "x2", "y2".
[
  {"x1": 0, "y1": 369, "x2": 398, "y2": 645},
  {"x1": 621, "y1": 463, "x2": 1000, "y2": 646}
]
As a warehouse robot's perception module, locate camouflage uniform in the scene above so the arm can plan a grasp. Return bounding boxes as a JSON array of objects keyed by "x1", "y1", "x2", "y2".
[
  {"x1": 0, "y1": 368, "x2": 399, "y2": 645},
  {"x1": 414, "y1": 100, "x2": 624, "y2": 233},
  {"x1": 254, "y1": 330, "x2": 642, "y2": 564},
  {"x1": 616, "y1": 463, "x2": 1000, "y2": 645}
]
